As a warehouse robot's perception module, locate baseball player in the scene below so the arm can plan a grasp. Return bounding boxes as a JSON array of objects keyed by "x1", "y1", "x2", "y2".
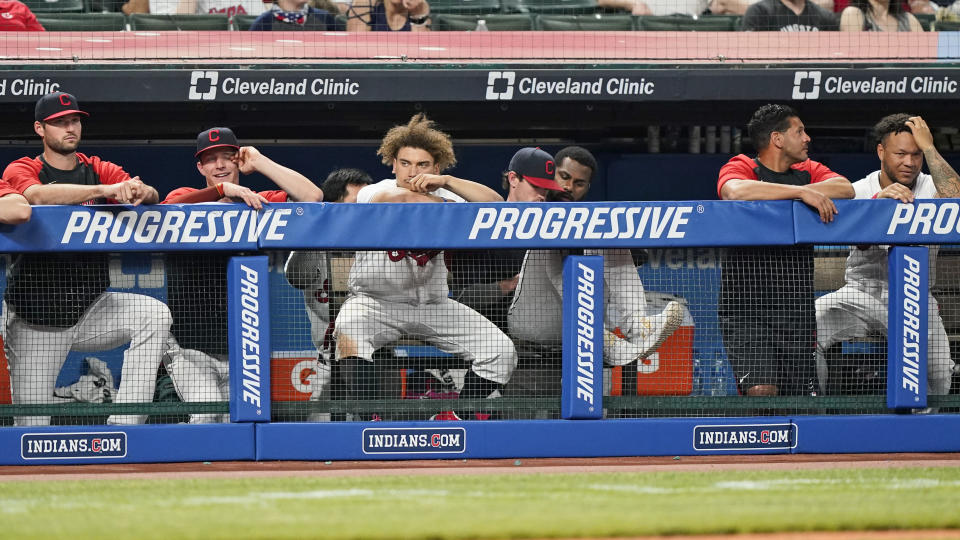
[
  {"x1": 3, "y1": 91, "x2": 172, "y2": 426},
  {"x1": 508, "y1": 146, "x2": 685, "y2": 372},
  {"x1": 718, "y1": 104, "x2": 854, "y2": 397},
  {"x1": 284, "y1": 168, "x2": 372, "y2": 420},
  {"x1": 333, "y1": 113, "x2": 517, "y2": 419},
  {"x1": 162, "y1": 127, "x2": 323, "y2": 423},
  {"x1": 815, "y1": 114, "x2": 957, "y2": 399}
]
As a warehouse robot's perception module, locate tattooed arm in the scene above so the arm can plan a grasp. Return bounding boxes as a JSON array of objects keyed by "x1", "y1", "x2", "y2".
[{"x1": 907, "y1": 116, "x2": 960, "y2": 198}]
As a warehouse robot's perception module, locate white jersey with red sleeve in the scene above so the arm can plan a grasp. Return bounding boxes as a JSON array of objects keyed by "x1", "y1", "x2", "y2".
[{"x1": 348, "y1": 179, "x2": 465, "y2": 304}]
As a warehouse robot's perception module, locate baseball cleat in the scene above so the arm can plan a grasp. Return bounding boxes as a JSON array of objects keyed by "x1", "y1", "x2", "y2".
[{"x1": 634, "y1": 301, "x2": 684, "y2": 360}]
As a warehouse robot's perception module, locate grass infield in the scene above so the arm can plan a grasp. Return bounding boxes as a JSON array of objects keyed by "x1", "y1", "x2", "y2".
[{"x1": 2, "y1": 466, "x2": 959, "y2": 539}]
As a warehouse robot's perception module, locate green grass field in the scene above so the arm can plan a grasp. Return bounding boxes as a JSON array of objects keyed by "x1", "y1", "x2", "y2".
[{"x1": 2, "y1": 466, "x2": 959, "y2": 539}]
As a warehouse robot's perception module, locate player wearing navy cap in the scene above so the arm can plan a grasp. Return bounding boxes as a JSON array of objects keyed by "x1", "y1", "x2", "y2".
[
  {"x1": 3, "y1": 91, "x2": 172, "y2": 426},
  {"x1": 161, "y1": 126, "x2": 322, "y2": 423}
]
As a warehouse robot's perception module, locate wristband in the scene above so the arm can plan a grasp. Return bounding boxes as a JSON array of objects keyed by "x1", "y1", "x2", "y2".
[
  {"x1": 409, "y1": 12, "x2": 429, "y2": 25},
  {"x1": 215, "y1": 183, "x2": 225, "y2": 197}
]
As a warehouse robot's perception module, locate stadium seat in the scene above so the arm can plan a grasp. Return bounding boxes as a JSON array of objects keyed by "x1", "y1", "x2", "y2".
[
  {"x1": 36, "y1": 12, "x2": 127, "y2": 30},
  {"x1": 129, "y1": 13, "x2": 230, "y2": 30},
  {"x1": 934, "y1": 19, "x2": 960, "y2": 31},
  {"x1": 914, "y1": 12, "x2": 935, "y2": 31},
  {"x1": 431, "y1": 13, "x2": 535, "y2": 30},
  {"x1": 635, "y1": 14, "x2": 738, "y2": 30},
  {"x1": 430, "y1": 0, "x2": 501, "y2": 15},
  {"x1": 537, "y1": 13, "x2": 634, "y2": 30},
  {"x1": 22, "y1": 0, "x2": 83, "y2": 13},
  {"x1": 501, "y1": 0, "x2": 598, "y2": 14},
  {"x1": 232, "y1": 14, "x2": 258, "y2": 30}
]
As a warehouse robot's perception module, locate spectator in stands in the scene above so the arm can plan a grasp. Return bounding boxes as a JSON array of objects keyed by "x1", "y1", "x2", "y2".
[
  {"x1": 162, "y1": 127, "x2": 322, "y2": 423},
  {"x1": 249, "y1": 0, "x2": 340, "y2": 29},
  {"x1": 741, "y1": 0, "x2": 839, "y2": 29},
  {"x1": 815, "y1": 114, "x2": 957, "y2": 401},
  {"x1": 3, "y1": 91, "x2": 171, "y2": 426},
  {"x1": 508, "y1": 146, "x2": 684, "y2": 380},
  {"x1": 346, "y1": 0, "x2": 430, "y2": 31},
  {"x1": 712, "y1": 0, "x2": 832, "y2": 14},
  {"x1": 597, "y1": 0, "x2": 710, "y2": 15},
  {"x1": 133, "y1": 0, "x2": 268, "y2": 17},
  {"x1": 284, "y1": 168, "x2": 372, "y2": 421},
  {"x1": 839, "y1": 0, "x2": 924, "y2": 29},
  {"x1": 718, "y1": 104, "x2": 853, "y2": 398},
  {"x1": 0, "y1": 0, "x2": 43, "y2": 31},
  {"x1": 333, "y1": 113, "x2": 515, "y2": 421}
]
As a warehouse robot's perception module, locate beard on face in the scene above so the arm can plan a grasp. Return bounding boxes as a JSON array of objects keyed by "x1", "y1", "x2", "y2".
[
  {"x1": 547, "y1": 189, "x2": 573, "y2": 202},
  {"x1": 46, "y1": 136, "x2": 79, "y2": 155}
]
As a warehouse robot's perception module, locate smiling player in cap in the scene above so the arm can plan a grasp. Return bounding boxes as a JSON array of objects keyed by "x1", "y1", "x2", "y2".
[{"x1": 161, "y1": 126, "x2": 323, "y2": 423}]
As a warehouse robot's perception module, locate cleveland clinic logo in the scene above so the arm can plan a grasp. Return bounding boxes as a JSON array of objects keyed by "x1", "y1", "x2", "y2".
[
  {"x1": 189, "y1": 70, "x2": 219, "y2": 101},
  {"x1": 792, "y1": 71, "x2": 821, "y2": 100},
  {"x1": 486, "y1": 71, "x2": 516, "y2": 100}
]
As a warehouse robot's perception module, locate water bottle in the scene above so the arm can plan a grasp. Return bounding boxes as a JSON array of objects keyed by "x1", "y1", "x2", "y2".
[
  {"x1": 710, "y1": 355, "x2": 727, "y2": 396},
  {"x1": 475, "y1": 19, "x2": 489, "y2": 31}
]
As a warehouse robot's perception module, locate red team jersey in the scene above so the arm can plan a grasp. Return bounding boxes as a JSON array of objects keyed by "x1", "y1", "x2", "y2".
[
  {"x1": 0, "y1": 179, "x2": 19, "y2": 199},
  {"x1": 162, "y1": 186, "x2": 288, "y2": 204},
  {"x1": 3, "y1": 153, "x2": 130, "y2": 204},
  {"x1": 0, "y1": 0, "x2": 43, "y2": 31},
  {"x1": 717, "y1": 154, "x2": 839, "y2": 197}
]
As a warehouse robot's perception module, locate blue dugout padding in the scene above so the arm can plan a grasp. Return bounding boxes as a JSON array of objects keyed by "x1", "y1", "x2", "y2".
[
  {"x1": 228, "y1": 256, "x2": 272, "y2": 423},
  {"x1": 2, "y1": 199, "x2": 959, "y2": 463},
  {"x1": 561, "y1": 256, "x2": 604, "y2": 419},
  {"x1": 887, "y1": 246, "x2": 928, "y2": 410},
  {"x1": 0, "y1": 423, "x2": 255, "y2": 465}
]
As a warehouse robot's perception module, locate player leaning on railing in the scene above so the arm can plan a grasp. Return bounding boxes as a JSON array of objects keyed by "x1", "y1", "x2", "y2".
[
  {"x1": 333, "y1": 113, "x2": 517, "y2": 421},
  {"x1": 815, "y1": 114, "x2": 959, "y2": 404},
  {"x1": 161, "y1": 127, "x2": 323, "y2": 423},
  {"x1": 717, "y1": 104, "x2": 854, "y2": 398},
  {"x1": 2, "y1": 91, "x2": 173, "y2": 426}
]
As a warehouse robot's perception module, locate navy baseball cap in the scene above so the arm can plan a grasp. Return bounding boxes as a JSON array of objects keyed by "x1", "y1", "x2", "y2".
[
  {"x1": 35, "y1": 92, "x2": 89, "y2": 123},
  {"x1": 196, "y1": 127, "x2": 240, "y2": 157},
  {"x1": 509, "y1": 147, "x2": 562, "y2": 191}
]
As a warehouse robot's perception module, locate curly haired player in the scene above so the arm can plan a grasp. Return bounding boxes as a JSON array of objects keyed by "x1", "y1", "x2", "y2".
[
  {"x1": 815, "y1": 114, "x2": 957, "y2": 401},
  {"x1": 333, "y1": 114, "x2": 517, "y2": 419}
]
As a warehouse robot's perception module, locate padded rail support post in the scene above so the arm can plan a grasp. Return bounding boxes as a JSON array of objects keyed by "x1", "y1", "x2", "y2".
[
  {"x1": 228, "y1": 256, "x2": 271, "y2": 422},
  {"x1": 887, "y1": 246, "x2": 928, "y2": 410},
  {"x1": 561, "y1": 255, "x2": 603, "y2": 419}
]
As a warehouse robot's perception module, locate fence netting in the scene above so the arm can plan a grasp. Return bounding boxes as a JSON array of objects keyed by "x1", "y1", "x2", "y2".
[
  {"x1": 0, "y1": 245, "x2": 956, "y2": 426},
  {"x1": 1, "y1": 0, "x2": 956, "y2": 64}
]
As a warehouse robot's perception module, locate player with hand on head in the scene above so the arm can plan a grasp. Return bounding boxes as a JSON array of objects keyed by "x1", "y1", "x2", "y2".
[
  {"x1": 162, "y1": 127, "x2": 323, "y2": 423},
  {"x1": 508, "y1": 146, "x2": 684, "y2": 374},
  {"x1": 284, "y1": 168, "x2": 372, "y2": 421},
  {"x1": 718, "y1": 104, "x2": 854, "y2": 397},
  {"x1": 3, "y1": 91, "x2": 172, "y2": 426},
  {"x1": 815, "y1": 114, "x2": 957, "y2": 400},
  {"x1": 334, "y1": 113, "x2": 517, "y2": 420}
]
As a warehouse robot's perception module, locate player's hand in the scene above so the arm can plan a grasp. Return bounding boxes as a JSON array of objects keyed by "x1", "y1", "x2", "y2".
[
  {"x1": 234, "y1": 146, "x2": 263, "y2": 175},
  {"x1": 222, "y1": 181, "x2": 270, "y2": 210},
  {"x1": 104, "y1": 178, "x2": 144, "y2": 205},
  {"x1": 799, "y1": 187, "x2": 838, "y2": 223},
  {"x1": 406, "y1": 174, "x2": 448, "y2": 193},
  {"x1": 876, "y1": 182, "x2": 915, "y2": 203},
  {"x1": 905, "y1": 116, "x2": 935, "y2": 153},
  {"x1": 499, "y1": 274, "x2": 519, "y2": 295}
]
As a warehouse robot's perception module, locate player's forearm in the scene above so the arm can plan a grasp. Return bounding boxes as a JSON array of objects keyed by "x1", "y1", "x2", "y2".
[
  {"x1": 720, "y1": 179, "x2": 806, "y2": 201},
  {"x1": 0, "y1": 194, "x2": 31, "y2": 224},
  {"x1": 807, "y1": 177, "x2": 854, "y2": 199},
  {"x1": 163, "y1": 185, "x2": 221, "y2": 204},
  {"x1": 442, "y1": 176, "x2": 503, "y2": 202},
  {"x1": 925, "y1": 150, "x2": 960, "y2": 198},
  {"x1": 371, "y1": 188, "x2": 444, "y2": 203},
  {"x1": 22, "y1": 183, "x2": 108, "y2": 205},
  {"x1": 256, "y1": 157, "x2": 323, "y2": 202}
]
